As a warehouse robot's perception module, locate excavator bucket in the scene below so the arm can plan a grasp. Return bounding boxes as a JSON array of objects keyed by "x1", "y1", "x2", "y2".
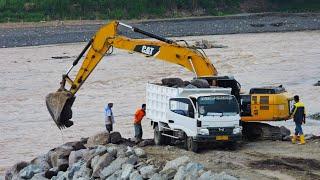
[{"x1": 45, "y1": 90, "x2": 76, "y2": 129}]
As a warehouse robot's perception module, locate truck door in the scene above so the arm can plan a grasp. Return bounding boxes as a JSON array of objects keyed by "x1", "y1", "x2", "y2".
[{"x1": 168, "y1": 98, "x2": 197, "y2": 137}]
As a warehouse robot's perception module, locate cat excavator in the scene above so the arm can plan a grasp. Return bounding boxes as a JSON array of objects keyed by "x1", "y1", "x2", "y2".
[{"x1": 46, "y1": 20, "x2": 293, "y2": 140}]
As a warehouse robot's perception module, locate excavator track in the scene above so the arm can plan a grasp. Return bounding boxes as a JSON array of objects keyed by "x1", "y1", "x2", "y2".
[{"x1": 242, "y1": 122, "x2": 283, "y2": 141}]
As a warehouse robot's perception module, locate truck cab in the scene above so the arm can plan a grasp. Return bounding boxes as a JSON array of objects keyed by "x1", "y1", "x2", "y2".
[
  {"x1": 167, "y1": 93, "x2": 242, "y2": 151},
  {"x1": 146, "y1": 83, "x2": 242, "y2": 152}
]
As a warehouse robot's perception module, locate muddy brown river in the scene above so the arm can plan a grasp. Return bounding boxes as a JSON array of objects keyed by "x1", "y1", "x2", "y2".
[{"x1": 1, "y1": 31, "x2": 320, "y2": 175}]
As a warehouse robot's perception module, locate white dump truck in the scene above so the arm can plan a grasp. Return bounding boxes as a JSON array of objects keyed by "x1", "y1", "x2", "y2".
[{"x1": 146, "y1": 83, "x2": 242, "y2": 152}]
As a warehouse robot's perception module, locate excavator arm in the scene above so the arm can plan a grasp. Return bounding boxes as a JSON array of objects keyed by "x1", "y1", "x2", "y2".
[{"x1": 46, "y1": 21, "x2": 217, "y2": 129}]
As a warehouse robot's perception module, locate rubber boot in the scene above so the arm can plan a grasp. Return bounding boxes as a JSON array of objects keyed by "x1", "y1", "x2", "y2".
[
  {"x1": 299, "y1": 135, "x2": 306, "y2": 145},
  {"x1": 291, "y1": 135, "x2": 297, "y2": 144}
]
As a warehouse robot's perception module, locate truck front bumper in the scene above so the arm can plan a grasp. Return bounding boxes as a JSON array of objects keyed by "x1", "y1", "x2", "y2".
[{"x1": 194, "y1": 134, "x2": 242, "y2": 143}]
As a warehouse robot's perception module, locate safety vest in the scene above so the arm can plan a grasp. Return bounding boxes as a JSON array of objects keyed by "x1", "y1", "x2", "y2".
[{"x1": 292, "y1": 101, "x2": 306, "y2": 124}]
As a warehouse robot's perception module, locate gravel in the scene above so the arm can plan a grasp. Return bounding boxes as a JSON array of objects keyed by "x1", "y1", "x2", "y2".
[{"x1": 1, "y1": 13, "x2": 320, "y2": 48}]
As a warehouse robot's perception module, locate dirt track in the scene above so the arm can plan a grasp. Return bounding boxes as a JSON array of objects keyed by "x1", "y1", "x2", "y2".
[{"x1": 144, "y1": 138, "x2": 320, "y2": 180}]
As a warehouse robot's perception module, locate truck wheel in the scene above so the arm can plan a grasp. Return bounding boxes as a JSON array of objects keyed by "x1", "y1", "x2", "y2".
[
  {"x1": 154, "y1": 125, "x2": 164, "y2": 145},
  {"x1": 186, "y1": 136, "x2": 198, "y2": 153}
]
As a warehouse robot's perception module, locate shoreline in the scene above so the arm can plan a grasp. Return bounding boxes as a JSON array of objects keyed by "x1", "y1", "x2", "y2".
[{"x1": 1, "y1": 12, "x2": 320, "y2": 48}]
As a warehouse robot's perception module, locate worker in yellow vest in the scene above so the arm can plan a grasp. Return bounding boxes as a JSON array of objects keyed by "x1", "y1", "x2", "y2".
[{"x1": 290, "y1": 95, "x2": 306, "y2": 145}]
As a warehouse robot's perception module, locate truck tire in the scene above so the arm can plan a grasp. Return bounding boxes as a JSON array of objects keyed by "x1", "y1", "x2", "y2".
[
  {"x1": 186, "y1": 136, "x2": 198, "y2": 153},
  {"x1": 154, "y1": 125, "x2": 164, "y2": 145}
]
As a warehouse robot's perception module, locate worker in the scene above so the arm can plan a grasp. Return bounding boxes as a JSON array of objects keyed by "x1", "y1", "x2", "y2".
[
  {"x1": 104, "y1": 103, "x2": 114, "y2": 133},
  {"x1": 134, "y1": 104, "x2": 146, "y2": 142},
  {"x1": 290, "y1": 95, "x2": 306, "y2": 145}
]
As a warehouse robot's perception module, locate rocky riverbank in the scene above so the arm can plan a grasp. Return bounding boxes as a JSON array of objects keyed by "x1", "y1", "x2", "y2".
[
  {"x1": 4, "y1": 131, "x2": 237, "y2": 180},
  {"x1": 1, "y1": 13, "x2": 320, "y2": 48}
]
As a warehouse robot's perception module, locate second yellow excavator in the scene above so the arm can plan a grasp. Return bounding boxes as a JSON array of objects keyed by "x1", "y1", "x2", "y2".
[{"x1": 46, "y1": 21, "x2": 293, "y2": 140}]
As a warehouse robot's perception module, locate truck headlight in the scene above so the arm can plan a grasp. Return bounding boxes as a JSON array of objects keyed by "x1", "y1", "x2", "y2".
[
  {"x1": 199, "y1": 128, "x2": 209, "y2": 135},
  {"x1": 233, "y1": 127, "x2": 242, "y2": 134}
]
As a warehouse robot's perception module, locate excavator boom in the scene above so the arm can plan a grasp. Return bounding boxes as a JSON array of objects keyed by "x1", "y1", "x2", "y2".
[{"x1": 46, "y1": 21, "x2": 217, "y2": 128}]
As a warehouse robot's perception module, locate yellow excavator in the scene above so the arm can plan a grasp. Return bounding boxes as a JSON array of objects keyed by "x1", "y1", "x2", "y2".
[{"x1": 46, "y1": 20, "x2": 293, "y2": 139}]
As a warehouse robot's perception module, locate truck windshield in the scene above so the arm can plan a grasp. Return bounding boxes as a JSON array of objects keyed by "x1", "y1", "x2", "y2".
[{"x1": 198, "y1": 95, "x2": 239, "y2": 116}]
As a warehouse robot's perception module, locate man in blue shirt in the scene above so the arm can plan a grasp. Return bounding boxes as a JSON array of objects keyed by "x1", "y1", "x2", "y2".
[{"x1": 105, "y1": 103, "x2": 114, "y2": 132}]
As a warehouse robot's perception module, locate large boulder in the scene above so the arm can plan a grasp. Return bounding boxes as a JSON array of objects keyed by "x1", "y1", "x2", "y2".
[
  {"x1": 121, "y1": 164, "x2": 134, "y2": 180},
  {"x1": 69, "y1": 149, "x2": 90, "y2": 166},
  {"x1": 110, "y1": 132, "x2": 122, "y2": 144},
  {"x1": 19, "y1": 164, "x2": 42, "y2": 179},
  {"x1": 92, "y1": 153, "x2": 115, "y2": 177},
  {"x1": 44, "y1": 167, "x2": 59, "y2": 179},
  {"x1": 129, "y1": 170, "x2": 143, "y2": 180},
  {"x1": 140, "y1": 165, "x2": 157, "y2": 179},
  {"x1": 49, "y1": 145, "x2": 73, "y2": 170},
  {"x1": 134, "y1": 148, "x2": 146, "y2": 158},
  {"x1": 161, "y1": 78, "x2": 184, "y2": 87},
  {"x1": 190, "y1": 79, "x2": 210, "y2": 88},
  {"x1": 30, "y1": 153, "x2": 51, "y2": 172},
  {"x1": 100, "y1": 157, "x2": 128, "y2": 179},
  {"x1": 280, "y1": 126, "x2": 290, "y2": 139},
  {"x1": 87, "y1": 132, "x2": 110, "y2": 147},
  {"x1": 162, "y1": 156, "x2": 190, "y2": 171},
  {"x1": 5, "y1": 161, "x2": 29, "y2": 180}
]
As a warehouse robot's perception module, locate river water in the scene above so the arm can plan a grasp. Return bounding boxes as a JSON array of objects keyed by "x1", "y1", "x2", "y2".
[{"x1": 1, "y1": 31, "x2": 320, "y2": 175}]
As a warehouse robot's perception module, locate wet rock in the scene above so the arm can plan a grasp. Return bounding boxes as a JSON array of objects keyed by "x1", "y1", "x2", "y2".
[
  {"x1": 94, "y1": 145, "x2": 108, "y2": 156},
  {"x1": 173, "y1": 166, "x2": 186, "y2": 180},
  {"x1": 110, "y1": 132, "x2": 122, "y2": 144},
  {"x1": 5, "y1": 161, "x2": 29, "y2": 180},
  {"x1": 137, "y1": 139, "x2": 155, "y2": 147},
  {"x1": 49, "y1": 146, "x2": 73, "y2": 170},
  {"x1": 190, "y1": 79, "x2": 210, "y2": 88},
  {"x1": 150, "y1": 173, "x2": 165, "y2": 180},
  {"x1": 107, "y1": 169, "x2": 122, "y2": 180},
  {"x1": 199, "y1": 171, "x2": 212, "y2": 180},
  {"x1": 214, "y1": 171, "x2": 238, "y2": 180},
  {"x1": 69, "y1": 149, "x2": 89, "y2": 166},
  {"x1": 30, "y1": 154, "x2": 51, "y2": 172},
  {"x1": 161, "y1": 78, "x2": 184, "y2": 87},
  {"x1": 63, "y1": 141, "x2": 86, "y2": 151},
  {"x1": 127, "y1": 155, "x2": 139, "y2": 165},
  {"x1": 115, "y1": 146, "x2": 126, "y2": 158},
  {"x1": 185, "y1": 84, "x2": 197, "y2": 89},
  {"x1": 87, "y1": 131, "x2": 110, "y2": 147},
  {"x1": 309, "y1": 112, "x2": 320, "y2": 120},
  {"x1": 162, "y1": 156, "x2": 190, "y2": 171},
  {"x1": 160, "y1": 168, "x2": 176, "y2": 179},
  {"x1": 129, "y1": 170, "x2": 143, "y2": 180},
  {"x1": 80, "y1": 137, "x2": 89, "y2": 144},
  {"x1": 100, "y1": 157, "x2": 128, "y2": 179},
  {"x1": 121, "y1": 164, "x2": 134, "y2": 180},
  {"x1": 280, "y1": 126, "x2": 291, "y2": 139},
  {"x1": 134, "y1": 148, "x2": 146, "y2": 158},
  {"x1": 51, "y1": 170, "x2": 67, "y2": 180},
  {"x1": 140, "y1": 165, "x2": 156, "y2": 179},
  {"x1": 185, "y1": 162, "x2": 204, "y2": 175},
  {"x1": 125, "y1": 146, "x2": 134, "y2": 156},
  {"x1": 305, "y1": 134, "x2": 316, "y2": 140},
  {"x1": 45, "y1": 167, "x2": 59, "y2": 179},
  {"x1": 19, "y1": 164, "x2": 41, "y2": 179},
  {"x1": 66, "y1": 160, "x2": 83, "y2": 179},
  {"x1": 283, "y1": 135, "x2": 292, "y2": 141},
  {"x1": 92, "y1": 153, "x2": 115, "y2": 177},
  {"x1": 314, "y1": 81, "x2": 320, "y2": 86},
  {"x1": 30, "y1": 172, "x2": 47, "y2": 180},
  {"x1": 90, "y1": 155, "x2": 100, "y2": 170}
]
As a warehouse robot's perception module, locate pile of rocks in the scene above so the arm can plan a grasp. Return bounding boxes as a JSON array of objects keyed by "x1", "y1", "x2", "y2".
[
  {"x1": 161, "y1": 78, "x2": 210, "y2": 88},
  {"x1": 5, "y1": 131, "x2": 238, "y2": 180}
]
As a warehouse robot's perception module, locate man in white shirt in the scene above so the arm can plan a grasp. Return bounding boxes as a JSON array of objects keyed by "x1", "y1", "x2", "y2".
[{"x1": 104, "y1": 103, "x2": 114, "y2": 132}]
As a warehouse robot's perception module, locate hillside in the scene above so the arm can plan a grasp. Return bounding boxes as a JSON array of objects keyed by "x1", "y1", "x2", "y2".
[{"x1": 1, "y1": 0, "x2": 320, "y2": 22}]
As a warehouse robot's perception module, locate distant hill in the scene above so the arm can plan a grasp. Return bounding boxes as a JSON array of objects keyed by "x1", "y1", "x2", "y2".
[{"x1": 0, "y1": 0, "x2": 319, "y2": 23}]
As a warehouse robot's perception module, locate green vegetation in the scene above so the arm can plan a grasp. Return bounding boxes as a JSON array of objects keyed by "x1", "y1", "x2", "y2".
[{"x1": 0, "y1": 0, "x2": 319, "y2": 23}]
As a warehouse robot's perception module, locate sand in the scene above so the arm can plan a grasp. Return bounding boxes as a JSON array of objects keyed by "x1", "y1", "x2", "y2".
[{"x1": 1, "y1": 30, "x2": 320, "y2": 174}]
